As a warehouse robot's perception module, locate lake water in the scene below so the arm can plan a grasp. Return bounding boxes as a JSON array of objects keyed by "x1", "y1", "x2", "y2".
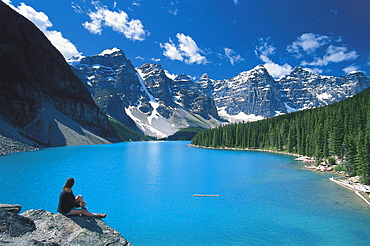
[{"x1": 0, "y1": 141, "x2": 369, "y2": 245}]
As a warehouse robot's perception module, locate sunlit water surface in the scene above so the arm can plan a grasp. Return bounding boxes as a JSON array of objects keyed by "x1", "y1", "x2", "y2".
[{"x1": 0, "y1": 141, "x2": 369, "y2": 245}]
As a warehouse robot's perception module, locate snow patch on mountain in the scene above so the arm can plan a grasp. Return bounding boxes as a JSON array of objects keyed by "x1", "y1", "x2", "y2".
[
  {"x1": 125, "y1": 105, "x2": 174, "y2": 138},
  {"x1": 218, "y1": 107, "x2": 264, "y2": 123},
  {"x1": 136, "y1": 71, "x2": 156, "y2": 102}
]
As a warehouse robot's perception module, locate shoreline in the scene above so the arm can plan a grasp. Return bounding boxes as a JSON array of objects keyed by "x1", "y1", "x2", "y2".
[
  {"x1": 189, "y1": 144, "x2": 302, "y2": 157},
  {"x1": 190, "y1": 144, "x2": 370, "y2": 206}
]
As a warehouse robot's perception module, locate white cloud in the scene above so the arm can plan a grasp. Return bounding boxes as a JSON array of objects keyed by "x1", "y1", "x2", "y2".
[
  {"x1": 264, "y1": 63, "x2": 293, "y2": 79},
  {"x1": 287, "y1": 33, "x2": 359, "y2": 69},
  {"x1": 160, "y1": 38, "x2": 184, "y2": 61},
  {"x1": 342, "y1": 64, "x2": 361, "y2": 74},
  {"x1": 71, "y1": 2, "x2": 84, "y2": 14},
  {"x1": 233, "y1": 0, "x2": 239, "y2": 6},
  {"x1": 132, "y1": 0, "x2": 141, "y2": 6},
  {"x1": 301, "y1": 45, "x2": 359, "y2": 66},
  {"x1": 4, "y1": 1, "x2": 80, "y2": 59},
  {"x1": 301, "y1": 67, "x2": 323, "y2": 74},
  {"x1": 287, "y1": 33, "x2": 331, "y2": 58},
  {"x1": 83, "y1": 1, "x2": 149, "y2": 41},
  {"x1": 224, "y1": 48, "x2": 244, "y2": 65},
  {"x1": 160, "y1": 33, "x2": 208, "y2": 65},
  {"x1": 255, "y1": 38, "x2": 292, "y2": 79},
  {"x1": 168, "y1": 8, "x2": 179, "y2": 16}
]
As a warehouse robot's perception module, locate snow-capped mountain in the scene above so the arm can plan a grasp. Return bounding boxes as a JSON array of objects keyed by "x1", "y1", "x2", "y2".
[
  {"x1": 277, "y1": 66, "x2": 370, "y2": 111},
  {"x1": 71, "y1": 48, "x2": 370, "y2": 138},
  {"x1": 72, "y1": 49, "x2": 222, "y2": 138},
  {"x1": 205, "y1": 65, "x2": 288, "y2": 120}
]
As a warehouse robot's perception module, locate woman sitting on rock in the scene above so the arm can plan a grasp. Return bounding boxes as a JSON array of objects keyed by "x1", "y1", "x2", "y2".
[{"x1": 57, "y1": 177, "x2": 106, "y2": 218}]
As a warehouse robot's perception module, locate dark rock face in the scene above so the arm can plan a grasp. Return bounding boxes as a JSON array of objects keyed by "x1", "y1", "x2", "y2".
[
  {"x1": 139, "y1": 63, "x2": 176, "y2": 108},
  {"x1": 0, "y1": 208, "x2": 131, "y2": 246},
  {"x1": 73, "y1": 50, "x2": 146, "y2": 130},
  {"x1": 0, "y1": 2, "x2": 111, "y2": 148}
]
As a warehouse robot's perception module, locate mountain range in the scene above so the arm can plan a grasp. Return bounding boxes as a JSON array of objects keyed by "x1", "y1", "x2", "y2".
[{"x1": 70, "y1": 48, "x2": 370, "y2": 138}]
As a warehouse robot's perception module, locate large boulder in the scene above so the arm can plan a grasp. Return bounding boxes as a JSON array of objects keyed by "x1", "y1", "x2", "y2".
[{"x1": 0, "y1": 208, "x2": 131, "y2": 245}]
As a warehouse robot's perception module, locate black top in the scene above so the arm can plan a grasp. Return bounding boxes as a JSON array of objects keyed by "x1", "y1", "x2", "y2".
[{"x1": 57, "y1": 190, "x2": 80, "y2": 214}]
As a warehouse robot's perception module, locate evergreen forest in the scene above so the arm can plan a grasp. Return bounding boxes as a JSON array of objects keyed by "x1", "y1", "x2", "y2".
[{"x1": 191, "y1": 87, "x2": 370, "y2": 184}]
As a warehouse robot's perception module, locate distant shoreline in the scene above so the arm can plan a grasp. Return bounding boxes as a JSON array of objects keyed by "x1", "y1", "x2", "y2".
[
  {"x1": 190, "y1": 144, "x2": 370, "y2": 206},
  {"x1": 189, "y1": 144, "x2": 302, "y2": 157}
]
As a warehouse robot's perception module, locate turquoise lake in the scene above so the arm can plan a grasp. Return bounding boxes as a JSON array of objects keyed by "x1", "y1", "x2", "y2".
[{"x1": 0, "y1": 141, "x2": 369, "y2": 245}]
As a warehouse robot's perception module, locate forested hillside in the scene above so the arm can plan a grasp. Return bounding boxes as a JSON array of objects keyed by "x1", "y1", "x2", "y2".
[{"x1": 192, "y1": 87, "x2": 370, "y2": 184}]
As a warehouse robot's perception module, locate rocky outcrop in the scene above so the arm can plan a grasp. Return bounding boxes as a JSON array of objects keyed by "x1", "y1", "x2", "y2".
[
  {"x1": 0, "y1": 204, "x2": 22, "y2": 214},
  {"x1": 0, "y1": 2, "x2": 113, "y2": 151},
  {"x1": 0, "y1": 205, "x2": 131, "y2": 246}
]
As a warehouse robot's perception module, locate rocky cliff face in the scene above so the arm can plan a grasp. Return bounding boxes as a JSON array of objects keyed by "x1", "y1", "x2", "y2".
[
  {"x1": 207, "y1": 65, "x2": 288, "y2": 118},
  {"x1": 72, "y1": 53, "x2": 222, "y2": 138},
  {"x1": 0, "y1": 205, "x2": 131, "y2": 246},
  {"x1": 0, "y1": 2, "x2": 112, "y2": 150}
]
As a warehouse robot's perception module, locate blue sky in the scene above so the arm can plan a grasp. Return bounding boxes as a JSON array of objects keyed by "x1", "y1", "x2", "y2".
[{"x1": 3, "y1": 0, "x2": 369, "y2": 80}]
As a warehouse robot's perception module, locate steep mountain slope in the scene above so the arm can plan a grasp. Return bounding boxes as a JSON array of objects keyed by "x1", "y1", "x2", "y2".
[
  {"x1": 72, "y1": 52, "x2": 222, "y2": 138},
  {"x1": 0, "y1": 2, "x2": 112, "y2": 151}
]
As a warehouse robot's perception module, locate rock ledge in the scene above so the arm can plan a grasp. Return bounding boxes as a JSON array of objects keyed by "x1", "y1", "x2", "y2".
[{"x1": 0, "y1": 206, "x2": 131, "y2": 245}]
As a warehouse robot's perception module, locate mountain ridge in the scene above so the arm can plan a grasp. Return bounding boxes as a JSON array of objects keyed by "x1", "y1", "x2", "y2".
[{"x1": 70, "y1": 48, "x2": 370, "y2": 138}]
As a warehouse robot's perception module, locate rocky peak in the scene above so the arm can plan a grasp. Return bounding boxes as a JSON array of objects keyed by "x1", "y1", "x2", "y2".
[
  {"x1": 340, "y1": 71, "x2": 370, "y2": 89},
  {"x1": 79, "y1": 48, "x2": 131, "y2": 70},
  {"x1": 195, "y1": 73, "x2": 214, "y2": 97},
  {"x1": 173, "y1": 73, "x2": 194, "y2": 91},
  {"x1": 137, "y1": 63, "x2": 166, "y2": 79},
  {"x1": 137, "y1": 63, "x2": 175, "y2": 106}
]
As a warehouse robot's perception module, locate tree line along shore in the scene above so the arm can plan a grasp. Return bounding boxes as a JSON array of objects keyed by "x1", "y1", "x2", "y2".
[{"x1": 191, "y1": 87, "x2": 370, "y2": 186}]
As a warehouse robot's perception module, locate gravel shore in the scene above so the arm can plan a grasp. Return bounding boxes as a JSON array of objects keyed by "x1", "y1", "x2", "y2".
[{"x1": 0, "y1": 135, "x2": 39, "y2": 156}]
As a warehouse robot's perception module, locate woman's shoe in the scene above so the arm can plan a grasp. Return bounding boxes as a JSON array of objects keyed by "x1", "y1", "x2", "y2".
[{"x1": 94, "y1": 213, "x2": 107, "y2": 218}]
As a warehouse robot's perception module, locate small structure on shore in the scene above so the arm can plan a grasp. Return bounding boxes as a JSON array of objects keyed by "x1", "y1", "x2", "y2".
[{"x1": 294, "y1": 156, "x2": 316, "y2": 163}]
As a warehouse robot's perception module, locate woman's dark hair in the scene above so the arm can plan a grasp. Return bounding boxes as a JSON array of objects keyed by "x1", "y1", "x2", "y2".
[{"x1": 63, "y1": 178, "x2": 74, "y2": 192}]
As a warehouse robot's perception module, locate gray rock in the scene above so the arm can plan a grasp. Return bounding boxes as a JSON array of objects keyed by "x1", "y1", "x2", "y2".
[
  {"x1": 0, "y1": 204, "x2": 22, "y2": 213},
  {"x1": 0, "y1": 207, "x2": 36, "y2": 237},
  {"x1": 0, "y1": 208, "x2": 131, "y2": 246}
]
